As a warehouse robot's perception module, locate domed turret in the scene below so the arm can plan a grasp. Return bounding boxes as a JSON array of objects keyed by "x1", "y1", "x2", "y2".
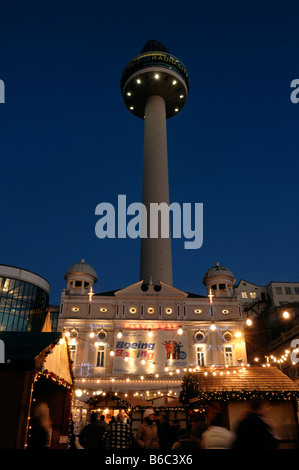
[
  {"x1": 64, "y1": 259, "x2": 97, "y2": 294},
  {"x1": 203, "y1": 262, "x2": 235, "y2": 298}
]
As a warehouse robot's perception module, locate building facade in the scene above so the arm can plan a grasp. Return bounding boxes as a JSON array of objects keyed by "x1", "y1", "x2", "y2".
[
  {"x1": 0, "y1": 264, "x2": 50, "y2": 332},
  {"x1": 58, "y1": 260, "x2": 248, "y2": 399}
]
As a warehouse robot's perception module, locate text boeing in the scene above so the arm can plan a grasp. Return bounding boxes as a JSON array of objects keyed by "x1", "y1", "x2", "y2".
[{"x1": 95, "y1": 195, "x2": 203, "y2": 249}]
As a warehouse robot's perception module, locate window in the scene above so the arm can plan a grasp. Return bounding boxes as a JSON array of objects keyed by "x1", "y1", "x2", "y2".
[
  {"x1": 72, "y1": 306, "x2": 80, "y2": 312},
  {"x1": 147, "y1": 306, "x2": 155, "y2": 314},
  {"x1": 196, "y1": 346, "x2": 205, "y2": 366},
  {"x1": 225, "y1": 346, "x2": 233, "y2": 366},
  {"x1": 129, "y1": 306, "x2": 137, "y2": 314},
  {"x1": 295, "y1": 287, "x2": 299, "y2": 295},
  {"x1": 276, "y1": 287, "x2": 282, "y2": 295},
  {"x1": 165, "y1": 307, "x2": 172, "y2": 314},
  {"x1": 195, "y1": 330, "x2": 205, "y2": 342},
  {"x1": 241, "y1": 292, "x2": 248, "y2": 298},
  {"x1": 250, "y1": 292, "x2": 257, "y2": 298},
  {"x1": 285, "y1": 287, "x2": 292, "y2": 295},
  {"x1": 194, "y1": 308, "x2": 202, "y2": 314},
  {"x1": 69, "y1": 344, "x2": 77, "y2": 363},
  {"x1": 222, "y1": 309, "x2": 229, "y2": 314},
  {"x1": 75, "y1": 280, "x2": 82, "y2": 288},
  {"x1": 97, "y1": 345, "x2": 105, "y2": 367},
  {"x1": 99, "y1": 307, "x2": 108, "y2": 313}
]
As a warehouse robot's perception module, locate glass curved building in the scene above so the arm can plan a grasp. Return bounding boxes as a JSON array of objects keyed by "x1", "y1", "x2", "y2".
[{"x1": 0, "y1": 265, "x2": 50, "y2": 332}]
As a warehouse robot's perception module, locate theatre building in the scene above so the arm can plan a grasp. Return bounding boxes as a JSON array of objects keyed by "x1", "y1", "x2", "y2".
[{"x1": 58, "y1": 259, "x2": 247, "y2": 401}]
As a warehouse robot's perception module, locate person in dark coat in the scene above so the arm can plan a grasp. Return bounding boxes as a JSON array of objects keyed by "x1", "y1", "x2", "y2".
[
  {"x1": 79, "y1": 412, "x2": 106, "y2": 449},
  {"x1": 233, "y1": 399, "x2": 279, "y2": 449}
]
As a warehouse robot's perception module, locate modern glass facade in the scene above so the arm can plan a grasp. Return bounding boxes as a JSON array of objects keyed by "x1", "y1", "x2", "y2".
[{"x1": 0, "y1": 267, "x2": 50, "y2": 332}]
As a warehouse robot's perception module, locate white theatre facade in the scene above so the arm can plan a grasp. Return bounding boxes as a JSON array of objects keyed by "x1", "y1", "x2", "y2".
[{"x1": 58, "y1": 260, "x2": 248, "y2": 399}]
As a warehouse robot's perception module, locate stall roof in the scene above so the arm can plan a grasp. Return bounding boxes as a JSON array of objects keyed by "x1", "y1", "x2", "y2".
[
  {"x1": 87, "y1": 391, "x2": 150, "y2": 410},
  {"x1": 185, "y1": 366, "x2": 299, "y2": 405},
  {"x1": 0, "y1": 332, "x2": 73, "y2": 385}
]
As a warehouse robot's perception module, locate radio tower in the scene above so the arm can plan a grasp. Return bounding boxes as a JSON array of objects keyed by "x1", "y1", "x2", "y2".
[{"x1": 121, "y1": 39, "x2": 189, "y2": 286}]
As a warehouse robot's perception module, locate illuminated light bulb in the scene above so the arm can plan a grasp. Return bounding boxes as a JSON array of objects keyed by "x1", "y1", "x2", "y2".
[
  {"x1": 127, "y1": 92, "x2": 132, "y2": 96},
  {"x1": 172, "y1": 80, "x2": 177, "y2": 85},
  {"x1": 178, "y1": 326, "x2": 183, "y2": 335},
  {"x1": 176, "y1": 369, "x2": 180, "y2": 374},
  {"x1": 154, "y1": 73, "x2": 160, "y2": 79},
  {"x1": 165, "y1": 367, "x2": 169, "y2": 372},
  {"x1": 235, "y1": 331, "x2": 242, "y2": 338},
  {"x1": 136, "y1": 79, "x2": 141, "y2": 84},
  {"x1": 117, "y1": 330, "x2": 123, "y2": 339},
  {"x1": 89, "y1": 331, "x2": 95, "y2": 338},
  {"x1": 283, "y1": 311, "x2": 290, "y2": 319},
  {"x1": 64, "y1": 331, "x2": 70, "y2": 337},
  {"x1": 124, "y1": 357, "x2": 129, "y2": 362},
  {"x1": 110, "y1": 351, "x2": 115, "y2": 356},
  {"x1": 246, "y1": 318, "x2": 252, "y2": 326},
  {"x1": 141, "y1": 359, "x2": 146, "y2": 365},
  {"x1": 210, "y1": 322, "x2": 216, "y2": 331},
  {"x1": 75, "y1": 389, "x2": 83, "y2": 397},
  {"x1": 204, "y1": 372, "x2": 208, "y2": 376},
  {"x1": 179, "y1": 94, "x2": 184, "y2": 99},
  {"x1": 130, "y1": 106, "x2": 134, "y2": 110},
  {"x1": 141, "y1": 376, "x2": 144, "y2": 380},
  {"x1": 148, "y1": 329, "x2": 153, "y2": 338}
]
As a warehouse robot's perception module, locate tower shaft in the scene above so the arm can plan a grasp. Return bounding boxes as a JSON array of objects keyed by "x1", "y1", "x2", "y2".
[{"x1": 140, "y1": 95, "x2": 172, "y2": 286}]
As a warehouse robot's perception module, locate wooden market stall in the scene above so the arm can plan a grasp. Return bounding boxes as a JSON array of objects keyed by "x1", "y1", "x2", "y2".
[
  {"x1": 86, "y1": 392, "x2": 151, "y2": 433},
  {"x1": 180, "y1": 365, "x2": 299, "y2": 448},
  {"x1": 0, "y1": 332, "x2": 73, "y2": 449}
]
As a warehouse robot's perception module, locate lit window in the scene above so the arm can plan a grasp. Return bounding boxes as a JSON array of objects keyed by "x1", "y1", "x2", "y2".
[
  {"x1": 194, "y1": 308, "x2": 202, "y2": 314},
  {"x1": 165, "y1": 307, "x2": 172, "y2": 314},
  {"x1": 225, "y1": 346, "x2": 233, "y2": 366},
  {"x1": 72, "y1": 306, "x2": 80, "y2": 312},
  {"x1": 250, "y1": 292, "x2": 256, "y2": 298},
  {"x1": 99, "y1": 307, "x2": 107, "y2": 313},
  {"x1": 196, "y1": 345, "x2": 205, "y2": 366},
  {"x1": 147, "y1": 306, "x2": 155, "y2": 314},
  {"x1": 69, "y1": 344, "x2": 77, "y2": 362},
  {"x1": 96, "y1": 345, "x2": 105, "y2": 367},
  {"x1": 241, "y1": 292, "x2": 248, "y2": 298},
  {"x1": 129, "y1": 306, "x2": 137, "y2": 314},
  {"x1": 222, "y1": 309, "x2": 229, "y2": 314}
]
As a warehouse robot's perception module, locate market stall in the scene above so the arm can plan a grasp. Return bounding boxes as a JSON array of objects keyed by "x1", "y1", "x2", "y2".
[{"x1": 0, "y1": 332, "x2": 73, "y2": 449}]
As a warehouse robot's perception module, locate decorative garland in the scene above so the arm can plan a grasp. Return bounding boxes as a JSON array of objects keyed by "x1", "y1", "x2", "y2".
[
  {"x1": 179, "y1": 372, "x2": 299, "y2": 406},
  {"x1": 36, "y1": 369, "x2": 73, "y2": 389}
]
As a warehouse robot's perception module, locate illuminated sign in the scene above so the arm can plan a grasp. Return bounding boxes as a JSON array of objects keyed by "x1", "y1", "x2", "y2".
[
  {"x1": 122, "y1": 323, "x2": 178, "y2": 330},
  {"x1": 113, "y1": 330, "x2": 187, "y2": 375}
]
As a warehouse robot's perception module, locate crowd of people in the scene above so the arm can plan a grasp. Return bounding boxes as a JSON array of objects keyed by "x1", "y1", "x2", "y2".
[{"x1": 76, "y1": 399, "x2": 281, "y2": 450}]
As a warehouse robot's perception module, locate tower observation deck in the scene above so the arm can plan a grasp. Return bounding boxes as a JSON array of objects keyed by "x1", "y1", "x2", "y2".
[{"x1": 121, "y1": 39, "x2": 189, "y2": 286}]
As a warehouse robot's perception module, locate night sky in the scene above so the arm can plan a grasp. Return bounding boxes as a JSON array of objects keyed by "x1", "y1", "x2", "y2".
[{"x1": 0, "y1": 1, "x2": 298, "y2": 305}]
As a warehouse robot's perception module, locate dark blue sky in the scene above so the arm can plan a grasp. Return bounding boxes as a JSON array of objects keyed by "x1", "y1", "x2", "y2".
[{"x1": 0, "y1": 1, "x2": 298, "y2": 305}]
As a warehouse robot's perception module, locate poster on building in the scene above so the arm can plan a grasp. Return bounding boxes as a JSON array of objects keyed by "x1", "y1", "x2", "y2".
[{"x1": 112, "y1": 329, "x2": 188, "y2": 375}]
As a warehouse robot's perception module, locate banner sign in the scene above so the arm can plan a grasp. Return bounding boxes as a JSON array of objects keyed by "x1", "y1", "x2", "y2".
[{"x1": 113, "y1": 329, "x2": 188, "y2": 375}]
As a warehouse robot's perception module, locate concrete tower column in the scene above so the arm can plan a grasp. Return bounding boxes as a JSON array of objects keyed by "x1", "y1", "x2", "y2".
[
  {"x1": 121, "y1": 39, "x2": 189, "y2": 286},
  {"x1": 141, "y1": 94, "x2": 172, "y2": 285}
]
